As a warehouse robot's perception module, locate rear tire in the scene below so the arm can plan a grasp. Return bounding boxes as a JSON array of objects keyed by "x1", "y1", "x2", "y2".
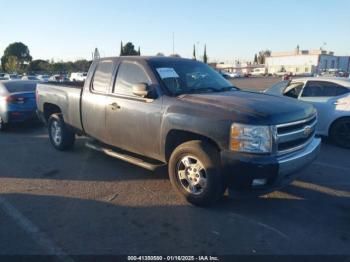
[
  {"x1": 330, "y1": 118, "x2": 350, "y2": 149},
  {"x1": 168, "y1": 140, "x2": 224, "y2": 206},
  {"x1": 48, "y1": 114, "x2": 75, "y2": 151}
]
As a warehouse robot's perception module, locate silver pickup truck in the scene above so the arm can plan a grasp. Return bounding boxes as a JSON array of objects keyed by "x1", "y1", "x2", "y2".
[{"x1": 37, "y1": 56, "x2": 321, "y2": 206}]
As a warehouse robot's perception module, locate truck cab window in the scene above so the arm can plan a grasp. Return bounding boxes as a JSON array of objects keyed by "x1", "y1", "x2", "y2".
[
  {"x1": 92, "y1": 60, "x2": 114, "y2": 93},
  {"x1": 114, "y1": 61, "x2": 151, "y2": 96}
]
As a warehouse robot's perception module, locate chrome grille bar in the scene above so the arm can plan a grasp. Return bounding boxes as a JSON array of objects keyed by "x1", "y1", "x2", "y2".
[{"x1": 276, "y1": 114, "x2": 317, "y2": 155}]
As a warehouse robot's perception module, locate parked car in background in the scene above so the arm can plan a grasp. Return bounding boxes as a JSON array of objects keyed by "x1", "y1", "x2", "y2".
[
  {"x1": 22, "y1": 75, "x2": 40, "y2": 81},
  {"x1": 3, "y1": 74, "x2": 21, "y2": 80},
  {"x1": 70, "y1": 72, "x2": 88, "y2": 82},
  {"x1": 219, "y1": 70, "x2": 244, "y2": 79},
  {"x1": 0, "y1": 80, "x2": 38, "y2": 131},
  {"x1": 265, "y1": 77, "x2": 350, "y2": 148},
  {"x1": 37, "y1": 56, "x2": 320, "y2": 205},
  {"x1": 49, "y1": 74, "x2": 70, "y2": 82},
  {"x1": 219, "y1": 70, "x2": 231, "y2": 79},
  {"x1": 37, "y1": 75, "x2": 50, "y2": 82},
  {"x1": 318, "y1": 69, "x2": 349, "y2": 78},
  {"x1": 251, "y1": 68, "x2": 267, "y2": 77}
]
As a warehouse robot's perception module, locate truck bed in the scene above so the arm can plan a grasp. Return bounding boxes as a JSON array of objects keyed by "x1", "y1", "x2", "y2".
[{"x1": 37, "y1": 82, "x2": 84, "y2": 131}]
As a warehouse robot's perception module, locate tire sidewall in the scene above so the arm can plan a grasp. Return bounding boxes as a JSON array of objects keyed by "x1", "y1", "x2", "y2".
[
  {"x1": 168, "y1": 141, "x2": 222, "y2": 206},
  {"x1": 48, "y1": 114, "x2": 75, "y2": 150},
  {"x1": 330, "y1": 118, "x2": 350, "y2": 148}
]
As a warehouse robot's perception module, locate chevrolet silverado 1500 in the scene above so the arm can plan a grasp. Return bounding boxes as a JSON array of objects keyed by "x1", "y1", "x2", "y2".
[{"x1": 37, "y1": 56, "x2": 321, "y2": 205}]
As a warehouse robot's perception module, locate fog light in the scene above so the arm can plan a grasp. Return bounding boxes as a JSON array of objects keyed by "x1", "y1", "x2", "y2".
[{"x1": 252, "y1": 179, "x2": 267, "y2": 187}]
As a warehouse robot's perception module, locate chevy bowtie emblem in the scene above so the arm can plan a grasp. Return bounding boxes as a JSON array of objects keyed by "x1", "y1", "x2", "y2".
[{"x1": 304, "y1": 125, "x2": 312, "y2": 136}]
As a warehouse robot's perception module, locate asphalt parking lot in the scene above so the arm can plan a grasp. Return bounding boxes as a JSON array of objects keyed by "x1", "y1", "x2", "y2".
[{"x1": 0, "y1": 77, "x2": 349, "y2": 257}]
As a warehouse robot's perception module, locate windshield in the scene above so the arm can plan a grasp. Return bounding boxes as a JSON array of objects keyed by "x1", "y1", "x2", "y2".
[
  {"x1": 4, "y1": 82, "x2": 37, "y2": 93},
  {"x1": 149, "y1": 59, "x2": 237, "y2": 95},
  {"x1": 266, "y1": 80, "x2": 290, "y2": 93}
]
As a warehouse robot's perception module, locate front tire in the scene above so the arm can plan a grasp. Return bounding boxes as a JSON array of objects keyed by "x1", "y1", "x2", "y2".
[
  {"x1": 48, "y1": 114, "x2": 75, "y2": 151},
  {"x1": 168, "y1": 140, "x2": 224, "y2": 206},
  {"x1": 330, "y1": 118, "x2": 350, "y2": 148}
]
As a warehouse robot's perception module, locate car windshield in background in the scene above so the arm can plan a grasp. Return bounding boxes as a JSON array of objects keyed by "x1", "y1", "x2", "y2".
[
  {"x1": 267, "y1": 80, "x2": 290, "y2": 93},
  {"x1": 4, "y1": 82, "x2": 37, "y2": 93},
  {"x1": 149, "y1": 59, "x2": 237, "y2": 95}
]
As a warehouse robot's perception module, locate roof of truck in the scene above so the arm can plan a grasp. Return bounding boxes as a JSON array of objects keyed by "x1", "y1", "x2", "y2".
[{"x1": 98, "y1": 56, "x2": 198, "y2": 63}]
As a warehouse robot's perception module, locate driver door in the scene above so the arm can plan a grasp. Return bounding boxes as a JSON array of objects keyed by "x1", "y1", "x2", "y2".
[{"x1": 105, "y1": 60, "x2": 163, "y2": 160}]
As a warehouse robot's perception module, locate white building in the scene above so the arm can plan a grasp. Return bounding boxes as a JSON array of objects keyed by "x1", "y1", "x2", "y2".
[
  {"x1": 215, "y1": 62, "x2": 264, "y2": 75},
  {"x1": 265, "y1": 47, "x2": 350, "y2": 75}
]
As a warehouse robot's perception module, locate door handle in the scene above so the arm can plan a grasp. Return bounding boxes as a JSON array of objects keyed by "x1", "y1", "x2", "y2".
[{"x1": 109, "y1": 102, "x2": 121, "y2": 111}]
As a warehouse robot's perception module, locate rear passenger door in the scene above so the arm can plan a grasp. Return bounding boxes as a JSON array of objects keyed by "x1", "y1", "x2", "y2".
[
  {"x1": 105, "y1": 60, "x2": 163, "y2": 159},
  {"x1": 81, "y1": 59, "x2": 115, "y2": 142}
]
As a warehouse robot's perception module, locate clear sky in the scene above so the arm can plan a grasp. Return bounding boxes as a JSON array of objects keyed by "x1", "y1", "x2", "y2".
[{"x1": 0, "y1": 0, "x2": 349, "y2": 62}]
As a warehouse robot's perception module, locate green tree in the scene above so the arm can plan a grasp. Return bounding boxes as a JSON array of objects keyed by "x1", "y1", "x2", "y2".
[
  {"x1": 1, "y1": 42, "x2": 32, "y2": 71},
  {"x1": 254, "y1": 54, "x2": 258, "y2": 64},
  {"x1": 73, "y1": 60, "x2": 92, "y2": 72},
  {"x1": 203, "y1": 45, "x2": 208, "y2": 64},
  {"x1": 121, "y1": 42, "x2": 139, "y2": 56},
  {"x1": 51, "y1": 62, "x2": 69, "y2": 73},
  {"x1": 137, "y1": 46, "x2": 141, "y2": 56},
  {"x1": 192, "y1": 45, "x2": 196, "y2": 60},
  {"x1": 27, "y1": 60, "x2": 51, "y2": 73},
  {"x1": 4, "y1": 56, "x2": 19, "y2": 73},
  {"x1": 257, "y1": 50, "x2": 271, "y2": 64}
]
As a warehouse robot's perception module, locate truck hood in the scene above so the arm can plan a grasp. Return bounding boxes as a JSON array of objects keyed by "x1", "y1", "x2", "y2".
[{"x1": 179, "y1": 90, "x2": 316, "y2": 125}]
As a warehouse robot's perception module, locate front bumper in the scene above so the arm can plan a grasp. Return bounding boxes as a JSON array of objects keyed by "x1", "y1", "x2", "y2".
[{"x1": 221, "y1": 137, "x2": 321, "y2": 197}]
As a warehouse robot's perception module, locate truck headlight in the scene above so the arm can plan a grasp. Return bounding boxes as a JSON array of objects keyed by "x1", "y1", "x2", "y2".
[{"x1": 230, "y1": 123, "x2": 272, "y2": 153}]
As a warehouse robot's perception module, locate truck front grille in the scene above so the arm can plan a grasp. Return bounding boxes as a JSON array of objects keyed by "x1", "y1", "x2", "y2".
[{"x1": 276, "y1": 114, "x2": 317, "y2": 155}]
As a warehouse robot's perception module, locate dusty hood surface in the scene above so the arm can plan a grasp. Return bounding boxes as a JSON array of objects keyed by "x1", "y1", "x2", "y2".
[{"x1": 179, "y1": 90, "x2": 316, "y2": 125}]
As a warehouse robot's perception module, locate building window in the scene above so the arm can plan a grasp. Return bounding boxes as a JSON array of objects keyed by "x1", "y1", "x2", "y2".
[{"x1": 331, "y1": 60, "x2": 335, "y2": 68}]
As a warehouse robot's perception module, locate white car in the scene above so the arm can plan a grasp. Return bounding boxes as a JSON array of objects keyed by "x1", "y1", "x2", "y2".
[
  {"x1": 220, "y1": 71, "x2": 244, "y2": 78},
  {"x1": 265, "y1": 77, "x2": 350, "y2": 148},
  {"x1": 70, "y1": 72, "x2": 87, "y2": 82},
  {"x1": 251, "y1": 68, "x2": 267, "y2": 76},
  {"x1": 22, "y1": 75, "x2": 40, "y2": 81}
]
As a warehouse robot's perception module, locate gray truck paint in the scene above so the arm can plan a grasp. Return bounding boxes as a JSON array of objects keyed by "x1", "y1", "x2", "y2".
[{"x1": 37, "y1": 56, "x2": 316, "y2": 163}]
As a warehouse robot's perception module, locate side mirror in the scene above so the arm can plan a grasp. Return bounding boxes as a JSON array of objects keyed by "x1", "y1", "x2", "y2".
[{"x1": 132, "y1": 83, "x2": 150, "y2": 98}]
